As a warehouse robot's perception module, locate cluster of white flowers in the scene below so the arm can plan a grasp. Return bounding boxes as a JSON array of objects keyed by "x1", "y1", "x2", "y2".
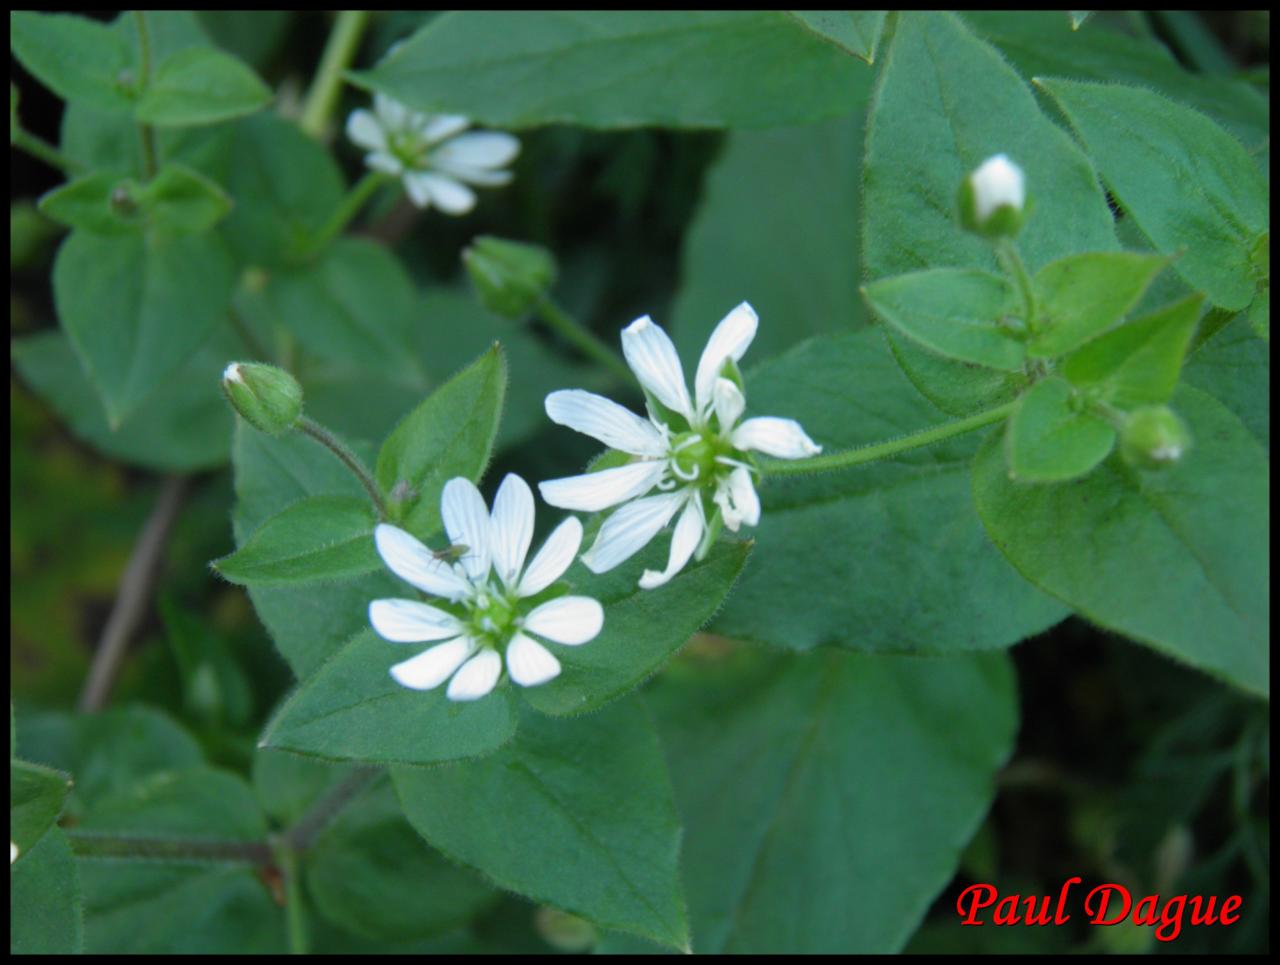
[{"x1": 369, "y1": 305, "x2": 821, "y2": 702}]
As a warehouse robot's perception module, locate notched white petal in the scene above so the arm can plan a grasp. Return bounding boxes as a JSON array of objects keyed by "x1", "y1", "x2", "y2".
[
  {"x1": 404, "y1": 172, "x2": 476, "y2": 214},
  {"x1": 518, "y1": 516, "x2": 583, "y2": 598},
  {"x1": 732, "y1": 417, "x2": 822, "y2": 459},
  {"x1": 441, "y1": 477, "x2": 492, "y2": 580},
  {"x1": 695, "y1": 301, "x2": 758, "y2": 415},
  {"x1": 717, "y1": 465, "x2": 760, "y2": 532},
  {"x1": 638, "y1": 497, "x2": 704, "y2": 589},
  {"x1": 538, "y1": 460, "x2": 666, "y2": 513},
  {"x1": 524, "y1": 596, "x2": 604, "y2": 646},
  {"x1": 446, "y1": 649, "x2": 503, "y2": 701},
  {"x1": 346, "y1": 109, "x2": 387, "y2": 152},
  {"x1": 712, "y1": 378, "x2": 746, "y2": 434},
  {"x1": 422, "y1": 113, "x2": 471, "y2": 143},
  {"x1": 389, "y1": 638, "x2": 472, "y2": 691},
  {"x1": 369, "y1": 598, "x2": 463, "y2": 643},
  {"x1": 545, "y1": 389, "x2": 666, "y2": 456},
  {"x1": 431, "y1": 131, "x2": 520, "y2": 170},
  {"x1": 490, "y1": 474, "x2": 535, "y2": 590},
  {"x1": 580, "y1": 490, "x2": 686, "y2": 574},
  {"x1": 505, "y1": 632, "x2": 562, "y2": 687},
  {"x1": 621, "y1": 316, "x2": 693, "y2": 420},
  {"x1": 374, "y1": 524, "x2": 471, "y2": 600}
]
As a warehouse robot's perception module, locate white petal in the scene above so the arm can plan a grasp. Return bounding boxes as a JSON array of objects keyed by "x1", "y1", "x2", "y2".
[
  {"x1": 404, "y1": 172, "x2": 476, "y2": 214},
  {"x1": 434, "y1": 164, "x2": 512, "y2": 187},
  {"x1": 346, "y1": 109, "x2": 387, "y2": 152},
  {"x1": 639, "y1": 497, "x2": 704, "y2": 589},
  {"x1": 538, "y1": 460, "x2": 666, "y2": 513},
  {"x1": 694, "y1": 302, "x2": 758, "y2": 416},
  {"x1": 621, "y1": 316, "x2": 693, "y2": 421},
  {"x1": 446, "y1": 649, "x2": 502, "y2": 701},
  {"x1": 505, "y1": 632, "x2": 562, "y2": 686},
  {"x1": 422, "y1": 113, "x2": 471, "y2": 143},
  {"x1": 441, "y1": 477, "x2": 492, "y2": 581},
  {"x1": 732, "y1": 417, "x2": 822, "y2": 459},
  {"x1": 375, "y1": 524, "x2": 472, "y2": 601},
  {"x1": 524, "y1": 596, "x2": 604, "y2": 645},
  {"x1": 545, "y1": 389, "x2": 667, "y2": 457},
  {"x1": 430, "y1": 131, "x2": 520, "y2": 170},
  {"x1": 366, "y1": 150, "x2": 403, "y2": 175},
  {"x1": 970, "y1": 154, "x2": 1025, "y2": 221},
  {"x1": 490, "y1": 474, "x2": 535, "y2": 590},
  {"x1": 716, "y1": 466, "x2": 760, "y2": 532},
  {"x1": 518, "y1": 517, "x2": 583, "y2": 597},
  {"x1": 369, "y1": 598, "x2": 463, "y2": 643},
  {"x1": 580, "y1": 490, "x2": 686, "y2": 573},
  {"x1": 712, "y1": 378, "x2": 745, "y2": 435},
  {"x1": 389, "y1": 638, "x2": 473, "y2": 691},
  {"x1": 374, "y1": 92, "x2": 411, "y2": 131}
]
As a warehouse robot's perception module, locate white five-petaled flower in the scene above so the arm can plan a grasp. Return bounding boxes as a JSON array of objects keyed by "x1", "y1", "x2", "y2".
[
  {"x1": 369, "y1": 475, "x2": 602, "y2": 701},
  {"x1": 538, "y1": 303, "x2": 821, "y2": 589},
  {"x1": 346, "y1": 93, "x2": 520, "y2": 215},
  {"x1": 969, "y1": 153, "x2": 1025, "y2": 222}
]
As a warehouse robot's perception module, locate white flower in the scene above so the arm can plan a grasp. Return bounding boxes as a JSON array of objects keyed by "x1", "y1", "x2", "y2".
[
  {"x1": 10, "y1": 841, "x2": 17, "y2": 864},
  {"x1": 369, "y1": 474, "x2": 602, "y2": 701},
  {"x1": 969, "y1": 153, "x2": 1025, "y2": 222},
  {"x1": 346, "y1": 93, "x2": 520, "y2": 215},
  {"x1": 538, "y1": 303, "x2": 821, "y2": 589}
]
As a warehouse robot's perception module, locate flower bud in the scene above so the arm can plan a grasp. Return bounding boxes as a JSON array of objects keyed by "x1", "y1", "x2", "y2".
[
  {"x1": 533, "y1": 906, "x2": 597, "y2": 952},
  {"x1": 1119, "y1": 405, "x2": 1191, "y2": 470},
  {"x1": 221, "y1": 362, "x2": 303, "y2": 435},
  {"x1": 463, "y1": 236, "x2": 556, "y2": 319},
  {"x1": 958, "y1": 153, "x2": 1026, "y2": 239}
]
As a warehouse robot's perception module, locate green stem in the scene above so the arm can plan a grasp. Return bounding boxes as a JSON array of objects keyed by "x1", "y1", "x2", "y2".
[
  {"x1": 305, "y1": 170, "x2": 386, "y2": 257},
  {"x1": 535, "y1": 296, "x2": 635, "y2": 385},
  {"x1": 996, "y1": 239, "x2": 1037, "y2": 330},
  {"x1": 11, "y1": 125, "x2": 83, "y2": 174},
  {"x1": 69, "y1": 832, "x2": 272, "y2": 864},
  {"x1": 299, "y1": 10, "x2": 372, "y2": 139},
  {"x1": 285, "y1": 767, "x2": 380, "y2": 851},
  {"x1": 762, "y1": 400, "x2": 1017, "y2": 477},
  {"x1": 133, "y1": 11, "x2": 158, "y2": 178},
  {"x1": 276, "y1": 841, "x2": 309, "y2": 954},
  {"x1": 297, "y1": 416, "x2": 388, "y2": 518}
]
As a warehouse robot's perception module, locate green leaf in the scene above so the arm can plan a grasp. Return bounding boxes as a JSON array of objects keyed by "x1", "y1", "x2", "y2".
[
  {"x1": 376, "y1": 346, "x2": 507, "y2": 538},
  {"x1": 647, "y1": 647, "x2": 1018, "y2": 952},
  {"x1": 139, "y1": 163, "x2": 233, "y2": 233},
  {"x1": 214, "y1": 495, "x2": 380, "y2": 586},
  {"x1": 394, "y1": 699, "x2": 688, "y2": 949},
  {"x1": 1037, "y1": 78, "x2": 1269, "y2": 314},
  {"x1": 10, "y1": 11, "x2": 135, "y2": 112},
  {"x1": 1005, "y1": 376, "x2": 1115, "y2": 482},
  {"x1": 863, "y1": 268, "x2": 1025, "y2": 371},
  {"x1": 864, "y1": 12, "x2": 1115, "y2": 410},
  {"x1": 1068, "y1": 11, "x2": 1093, "y2": 30},
  {"x1": 354, "y1": 11, "x2": 873, "y2": 129},
  {"x1": 973, "y1": 386, "x2": 1269, "y2": 697},
  {"x1": 38, "y1": 172, "x2": 143, "y2": 235},
  {"x1": 523, "y1": 539, "x2": 750, "y2": 717},
  {"x1": 12, "y1": 328, "x2": 238, "y2": 471},
  {"x1": 160, "y1": 597, "x2": 254, "y2": 728},
  {"x1": 1182, "y1": 311, "x2": 1269, "y2": 449},
  {"x1": 261, "y1": 630, "x2": 519, "y2": 765},
  {"x1": 788, "y1": 11, "x2": 886, "y2": 63},
  {"x1": 251, "y1": 748, "x2": 356, "y2": 826},
  {"x1": 708, "y1": 329, "x2": 1066, "y2": 654},
  {"x1": 10, "y1": 827, "x2": 83, "y2": 954},
  {"x1": 10, "y1": 759, "x2": 73, "y2": 858},
  {"x1": 52, "y1": 228, "x2": 235, "y2": 426},
  {"x1": 671, "y1": 115, "x2": 866, "y2": 363},
  {"x1": 135, "y1": 45, "x2": 271, "y2": 127},
  {"x1": 307, "y1": 776, "x2": 496, "y2": 941},
  {"x1": 1028, "y1": 251, "x2": 1169, "y2": 357},
  {"x1": 1064, "y1": 292, "x2": 1205, "y2": 406}
]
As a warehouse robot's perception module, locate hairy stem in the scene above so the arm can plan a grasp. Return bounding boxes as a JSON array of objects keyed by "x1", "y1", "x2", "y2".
[
  {"x1": 996, "y1": 239, "x2": 1037, "y2": 330},
  {"x1": 761, "y1": 401, "x2": 1017, "y2": 477},
  {"x1": 296, "y1": 417, "x2": 388, "y2": 518},
  {"x1": 133, "y1": 11, "x2": 159, "y2": 179},
  {"x1": 284, "y1": 766, "x2": 381, "y2": 851},
  {"x1": 299, "y1": 10, "x2": 372, "y2": 140},
  {"x1": 535, "y1": 296, "x2": 635, "y2": 385},
  {"x1": 276, "y1": 842, "x2": 309, "y2": 954},
  {"x1": 69, "y1": 832, "x2": 273, "y2": 864}
]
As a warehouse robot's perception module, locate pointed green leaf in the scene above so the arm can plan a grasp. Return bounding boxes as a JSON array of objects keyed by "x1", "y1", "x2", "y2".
[
  {"x1": 1182, "y1": 311, "x2": 1269, "y2": 448},
  {"x1": 1037, "y1": 78, "x2": 1269, "y2": 314},
  {"x1": 375, "y1": 346, "x2": 507, "y2": 539},
  {"x1": 135, "y1": 46, "x2": 271, "y2": 127},
  {"x1": 394, "y1": 699, "x2": 688, "y2": 949},
  {"x1": 974, "y1": 385, "x2": 1269, "y2": 697},
  {"x1": 863, "y1": 268, "x2": 1025, "y2": 371},
  {"x1": 10, "y1": 759, "x2": 73, "y2": 858},
  {"x1": 353, "y1": 11, "x2": 872, "y2": 130},
  {"x1": 10, "y1": 827, "x2": 83, "y2": 954},
  {"x1": 1006, "y1": 376, "x2": 1115, "y2": 482},
  {"x1": 1028, "y1": 251, "x2": 1169, "y2": 357},
  {"x1": 260, "y1": 630, "x2": 519, "y2": 765},
  {"x1": 1064, "y1": 292, "x2": 1204, "y2": 406},
  {"x1": 647, "y1": 647, "x2": 1018, "y2": 953},
  {"x1": 38, "y1": 172, "x2": 143, "y2": 235},
  {"x1": 788, "y1": 11, "x2": 886, "y2": 63},
  {"x1": 139, "y1": 163, "x2": 233, "y2": 233},
  {"x1": 214, "y1": 495, "x2": 380, "y2": 586},
  {"x1": 10, "y1": 11, "x2": 135, "y2": 112}
]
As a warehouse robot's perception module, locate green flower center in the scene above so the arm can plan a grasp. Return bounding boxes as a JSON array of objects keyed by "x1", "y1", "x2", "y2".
[
  {"x1": 670, "y1": 430, "x2": 736, "y2": 487},
  {"x1": 461, "y1": 582, "x2": 522, "y2": 651}
]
